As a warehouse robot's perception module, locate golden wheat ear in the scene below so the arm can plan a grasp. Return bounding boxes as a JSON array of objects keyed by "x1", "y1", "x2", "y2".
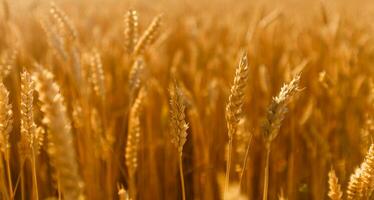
[
  {"x1": 133, "y1": 14, "x2": 162, "y2": 56},
  {"x1": 225, "y1": 52, "x2": 249, "y2": 138},
  {"x1": 262, "y1": 74, "x2": 301, "y2": 146},
  {"x1": 50, "y1": 2, "x2": 77, "y2": 42},
  {"x1": 88, "y1": 50, "x2": 106, "y2": 101},
  {"x1": 33, "y1": 63, "x2": 85, "y2": 200},
  {"x1": 169, "y1": 82, "x2": 189, "y2": 155},
  {"x1": 0, "y1": 80, "x2": 12, "y2": 154},
  {"x1": 0, "y1": 78, "x2": 13, "y2": 198},
  {"x1": 328, "y1": 168, "x2": 343, "y2": 200},
  {"x1": 347, "y1": 144, "x2": 374, "y2": 200},
  {"x1": 124, "y1": 9, "x2": 139, "y2": 55},
  {"x1": 128, "y1": 57, "x2": 145, "y2": 104}
]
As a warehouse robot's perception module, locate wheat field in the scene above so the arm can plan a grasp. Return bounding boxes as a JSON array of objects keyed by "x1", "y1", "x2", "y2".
[{"x1": 0, "y1": 0, "x2": 374, "y2": 199}]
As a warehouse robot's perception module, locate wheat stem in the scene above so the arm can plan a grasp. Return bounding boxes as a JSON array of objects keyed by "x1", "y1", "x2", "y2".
[
  {"x1": 263, "y1": 144, "x2": 271, "y2": 200},
  {"x1": 179, "y1": 155, "x2": 186, "y2": 200},
  {"x1": 5, "y1": 151, "x2": 13, "y2": 200},
  {"x1": 239, "y1": 134, "x2": 253, "y2": 189},
  {"x1": 31, "y1": 150, "x2": 39, "y2": 200},
  {"x1": 224, "y1": 137, "x2": 233, "y2": 199}
]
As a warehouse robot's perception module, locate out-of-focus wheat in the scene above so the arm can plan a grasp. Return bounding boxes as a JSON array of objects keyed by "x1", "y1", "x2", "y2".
[
  {"x1": 33, "y1": 64, "x2": 84, "y2": 200},
  {"x1": 126, "y1": 87, "x2": 146, "y2": 199},
  {"x1": 133, "y1": 15, "x2": 162, "y2": 56},
  {"x1": 124, "y1": 9, "x2": 139, "y2": 55}
]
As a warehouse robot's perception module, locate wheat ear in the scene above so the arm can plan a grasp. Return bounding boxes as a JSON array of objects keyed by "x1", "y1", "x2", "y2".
[
  {"x1": 0, "y1": 49, "x2": 18, "y2": 78},
  {"x1": 89, "y1": 50, "x2": 105, "y2": 101},
  {"x1": 133, "y1": 14, "x2": 162, "y2": 56},
  {"x1": 328, "y1": 168, "x2": 343, "y2": 200},
  {"x1": 50, "y1": 2, "x2": 77, "y2": 41},
  {"x1": 33, "y1": 63, "x2": 84, "y2": 200},
  {"x1": 124, "y1": 9, "x2": 139, "y2": 55},
  {"x1": 118, "y1": 184, "x2": 130, "y2": 200},
  {"x1": 0, "y1": 80, "x2": 13, "y2": 198},
  {"x1": 128, "y1": 57, "x2": 145, "y2": 104},
  {"x1": 347, "y1": 144, "x2": 374, "y2": 199}
]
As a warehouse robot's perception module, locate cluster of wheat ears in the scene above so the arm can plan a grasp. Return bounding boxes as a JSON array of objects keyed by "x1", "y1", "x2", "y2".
[{"x1": 0, "y1": 0, "x2": 374, "y2": 199}]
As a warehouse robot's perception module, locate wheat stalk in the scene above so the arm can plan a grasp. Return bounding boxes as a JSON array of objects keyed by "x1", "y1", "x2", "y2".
[
  {"x1": 33, "y1": 63, "x2": 84, "y2": 200},
  {"x1": 224, "y1": 52, "x2": 249, "y2": 199},
  {"x1": 262, "y1": 74, "x2": 301, "y2": 200},
  {"x1": 125, "y1": 87, "x2": 146, "y2": 199},
  {"x1": 169, "y1": 83, "x2": 188, "y2": 200}
]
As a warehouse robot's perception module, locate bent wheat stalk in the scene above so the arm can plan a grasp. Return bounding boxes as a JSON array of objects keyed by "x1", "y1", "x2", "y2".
[{"x1": 262, "y1": 74, "x2": 301, "y2": 200}]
